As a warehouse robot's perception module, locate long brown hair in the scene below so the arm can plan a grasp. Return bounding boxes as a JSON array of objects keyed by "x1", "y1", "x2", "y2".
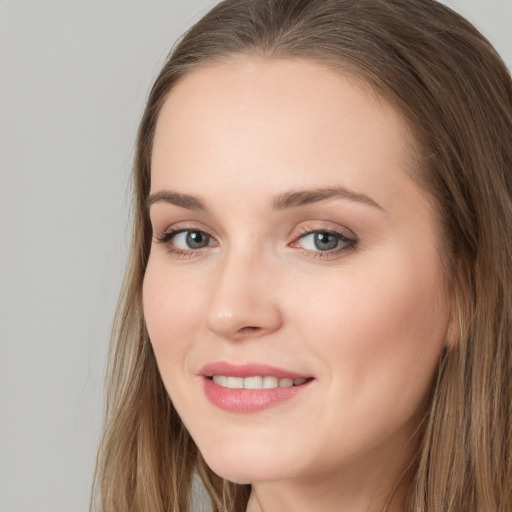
[{"x1": 92, "y1": 1, "x2": 512, "y2": 510}]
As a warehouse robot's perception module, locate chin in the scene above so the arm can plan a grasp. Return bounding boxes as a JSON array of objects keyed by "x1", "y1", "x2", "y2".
[{"x1": 197, "y1": 437, "x2": 302, "y2": 484}]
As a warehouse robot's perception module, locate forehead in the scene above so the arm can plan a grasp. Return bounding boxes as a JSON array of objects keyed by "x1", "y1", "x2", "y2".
[{"x1": 151, "y1": 57, "x2": 420, "y2": 211}]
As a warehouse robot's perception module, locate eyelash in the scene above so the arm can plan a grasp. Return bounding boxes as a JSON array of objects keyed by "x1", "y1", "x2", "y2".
[
  {"x1": 290, "y1": 226, "x2": 357, "y2": 259},
  {"x1": 153, "y1": 225, "x2": 357, "y2": 259},
  {"x1": 154, "y1": 228, "x2": 215, "y2": 258}
]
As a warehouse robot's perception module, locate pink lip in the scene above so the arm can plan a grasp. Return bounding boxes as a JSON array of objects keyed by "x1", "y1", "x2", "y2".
[
  {"x1": 199, "y1": 361, "x2": 309, "y2": 379},
  {"x1": 199, "y1": 361, "x2": 314, "y2": 413}
]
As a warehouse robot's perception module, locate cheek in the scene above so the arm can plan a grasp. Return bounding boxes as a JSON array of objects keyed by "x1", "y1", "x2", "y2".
[
  {"x1": 142, "y1": 258, "x2": 202, "y2": 369},
  {"x1": 295, "y1": 250, "x2": 448, "y2": 417}
]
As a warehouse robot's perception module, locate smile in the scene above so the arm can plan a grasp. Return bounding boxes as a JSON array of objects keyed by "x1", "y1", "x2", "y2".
[
  {"x1": 200, "y1": 362, "x2": 314, "y2": 412},
  {"x1": 212, "y1": 375, "x2": 308, "y2": 389}
]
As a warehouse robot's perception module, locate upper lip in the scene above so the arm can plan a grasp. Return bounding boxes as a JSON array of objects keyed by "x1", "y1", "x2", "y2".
[{"x1": 199, "y1": 361, "x2": 311, "y2": 380}]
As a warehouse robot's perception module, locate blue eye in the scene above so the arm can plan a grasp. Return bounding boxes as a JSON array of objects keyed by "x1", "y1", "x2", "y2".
[
  {"x1": 155, "y1": 229, "x2": 216, "y2": 253},
  {"x1": 297, "y1": 230, "x2": 354, "y2": 252},
  {"x1": 173, "y1": 230, "x2": 212, "y2": 249}
]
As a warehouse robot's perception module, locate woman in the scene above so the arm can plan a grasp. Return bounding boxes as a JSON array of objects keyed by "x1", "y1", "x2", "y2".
[{"x1": 93, "y1": 0, "x2": 512, "y2": 511}]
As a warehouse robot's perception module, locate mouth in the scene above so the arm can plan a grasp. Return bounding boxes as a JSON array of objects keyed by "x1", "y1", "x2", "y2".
[
  {"x1": 209, "y1": 375, "x2": 310, "y2": 389},
  {"x1": 199, "y1": 362, "x2": 314, "y2": 412}
]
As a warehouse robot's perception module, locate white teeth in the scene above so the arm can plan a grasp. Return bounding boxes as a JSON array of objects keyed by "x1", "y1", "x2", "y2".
[
  {"x1": 263, "y1": 376, "x2": 279, "y2": 389},
  {"x1": 226, "y1": 376, "x2": 244, "y2": 389},
  {"x1": 244, "y1": 376, "x2": 263, "y2": 389},
  {"x1": 212, "y1": 375, "x2": 228, "y2": 387},
  {"x1": 212, "y1": 375, "x2": 308, "y2": 390},
  {"x1": 279, "y1": 378, "x2": 293, "y2": 388}
]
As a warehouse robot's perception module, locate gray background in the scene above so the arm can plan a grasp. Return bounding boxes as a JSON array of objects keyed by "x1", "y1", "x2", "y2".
[{"x1": 1, "y1": 1, "x2": 511, "y2": 511}]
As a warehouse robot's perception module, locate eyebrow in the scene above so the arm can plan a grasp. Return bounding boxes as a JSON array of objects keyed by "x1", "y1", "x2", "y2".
[
  {"x1": 272, "y1": 186, "x2": 384, "y2": 211},
  {"x1": 146, "y1": 190, "x2": 206, "y2": 211},
  {"x1": 146, "y1": 186, "x2": 384, "y2": 212}
]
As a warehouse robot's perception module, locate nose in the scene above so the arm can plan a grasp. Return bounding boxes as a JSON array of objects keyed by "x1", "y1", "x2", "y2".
[{"x1": 205, "y1": 251, "x2": 283, "y2": 341}]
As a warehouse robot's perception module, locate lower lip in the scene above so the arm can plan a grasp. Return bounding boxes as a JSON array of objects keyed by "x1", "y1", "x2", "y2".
[{"x1": 203, "y1": 377, "x2": 312, "y2": 412}]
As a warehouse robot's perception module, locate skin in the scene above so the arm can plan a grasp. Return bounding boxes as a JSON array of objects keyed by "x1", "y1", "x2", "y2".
[{"x1": 143, "y1": 57, "x2": 450, "y2": 512}]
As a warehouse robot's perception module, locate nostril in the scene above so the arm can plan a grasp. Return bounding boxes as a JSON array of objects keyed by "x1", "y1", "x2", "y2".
[{"x1": 239, "y1": 326, "x2": 260, "y2": 334}]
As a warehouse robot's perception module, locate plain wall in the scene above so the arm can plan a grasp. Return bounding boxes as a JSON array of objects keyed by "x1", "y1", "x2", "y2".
[{"x1": 1, "y1": 1, "x2": 510, "y2": 511}]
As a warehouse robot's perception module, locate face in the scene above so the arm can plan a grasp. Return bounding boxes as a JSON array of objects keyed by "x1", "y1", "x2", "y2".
[{"x1": 143, "y1": 57, "x2": 450, "y2": 486}]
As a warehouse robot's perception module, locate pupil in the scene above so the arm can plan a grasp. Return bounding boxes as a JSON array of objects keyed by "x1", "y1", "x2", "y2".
[
  {"x1": 314, "y1": 232, "x2": 338, "y2": 251},
  {"x1": 186, "y1": 231, "x2": 209, "y2": 248}
]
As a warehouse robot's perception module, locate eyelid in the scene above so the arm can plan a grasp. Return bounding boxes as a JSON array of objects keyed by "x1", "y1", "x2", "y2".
[
  {"x1": 288, "y1": 222, "x2": 358, "y2": 258},
  {"x1": 292, "y1": 221, "x2": 357, "y2": 242},
  {"x1": 153, "y1": 220, "x2": 216, "y2": 240},
  {"x1": 152, "y1": 222, "x2": 219, "y2": 257},
  {"x1": 154, "y1": 228, "x2": 211, "y2": 244}
]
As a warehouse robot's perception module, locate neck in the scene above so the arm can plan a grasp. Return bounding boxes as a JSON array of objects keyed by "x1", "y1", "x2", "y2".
[
  {"x1": 246, "y1": 474, "x2": 409, "y2": 512},
  {"x1": 245, "y1": 446, "x2": 415, "y2": 512}
]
